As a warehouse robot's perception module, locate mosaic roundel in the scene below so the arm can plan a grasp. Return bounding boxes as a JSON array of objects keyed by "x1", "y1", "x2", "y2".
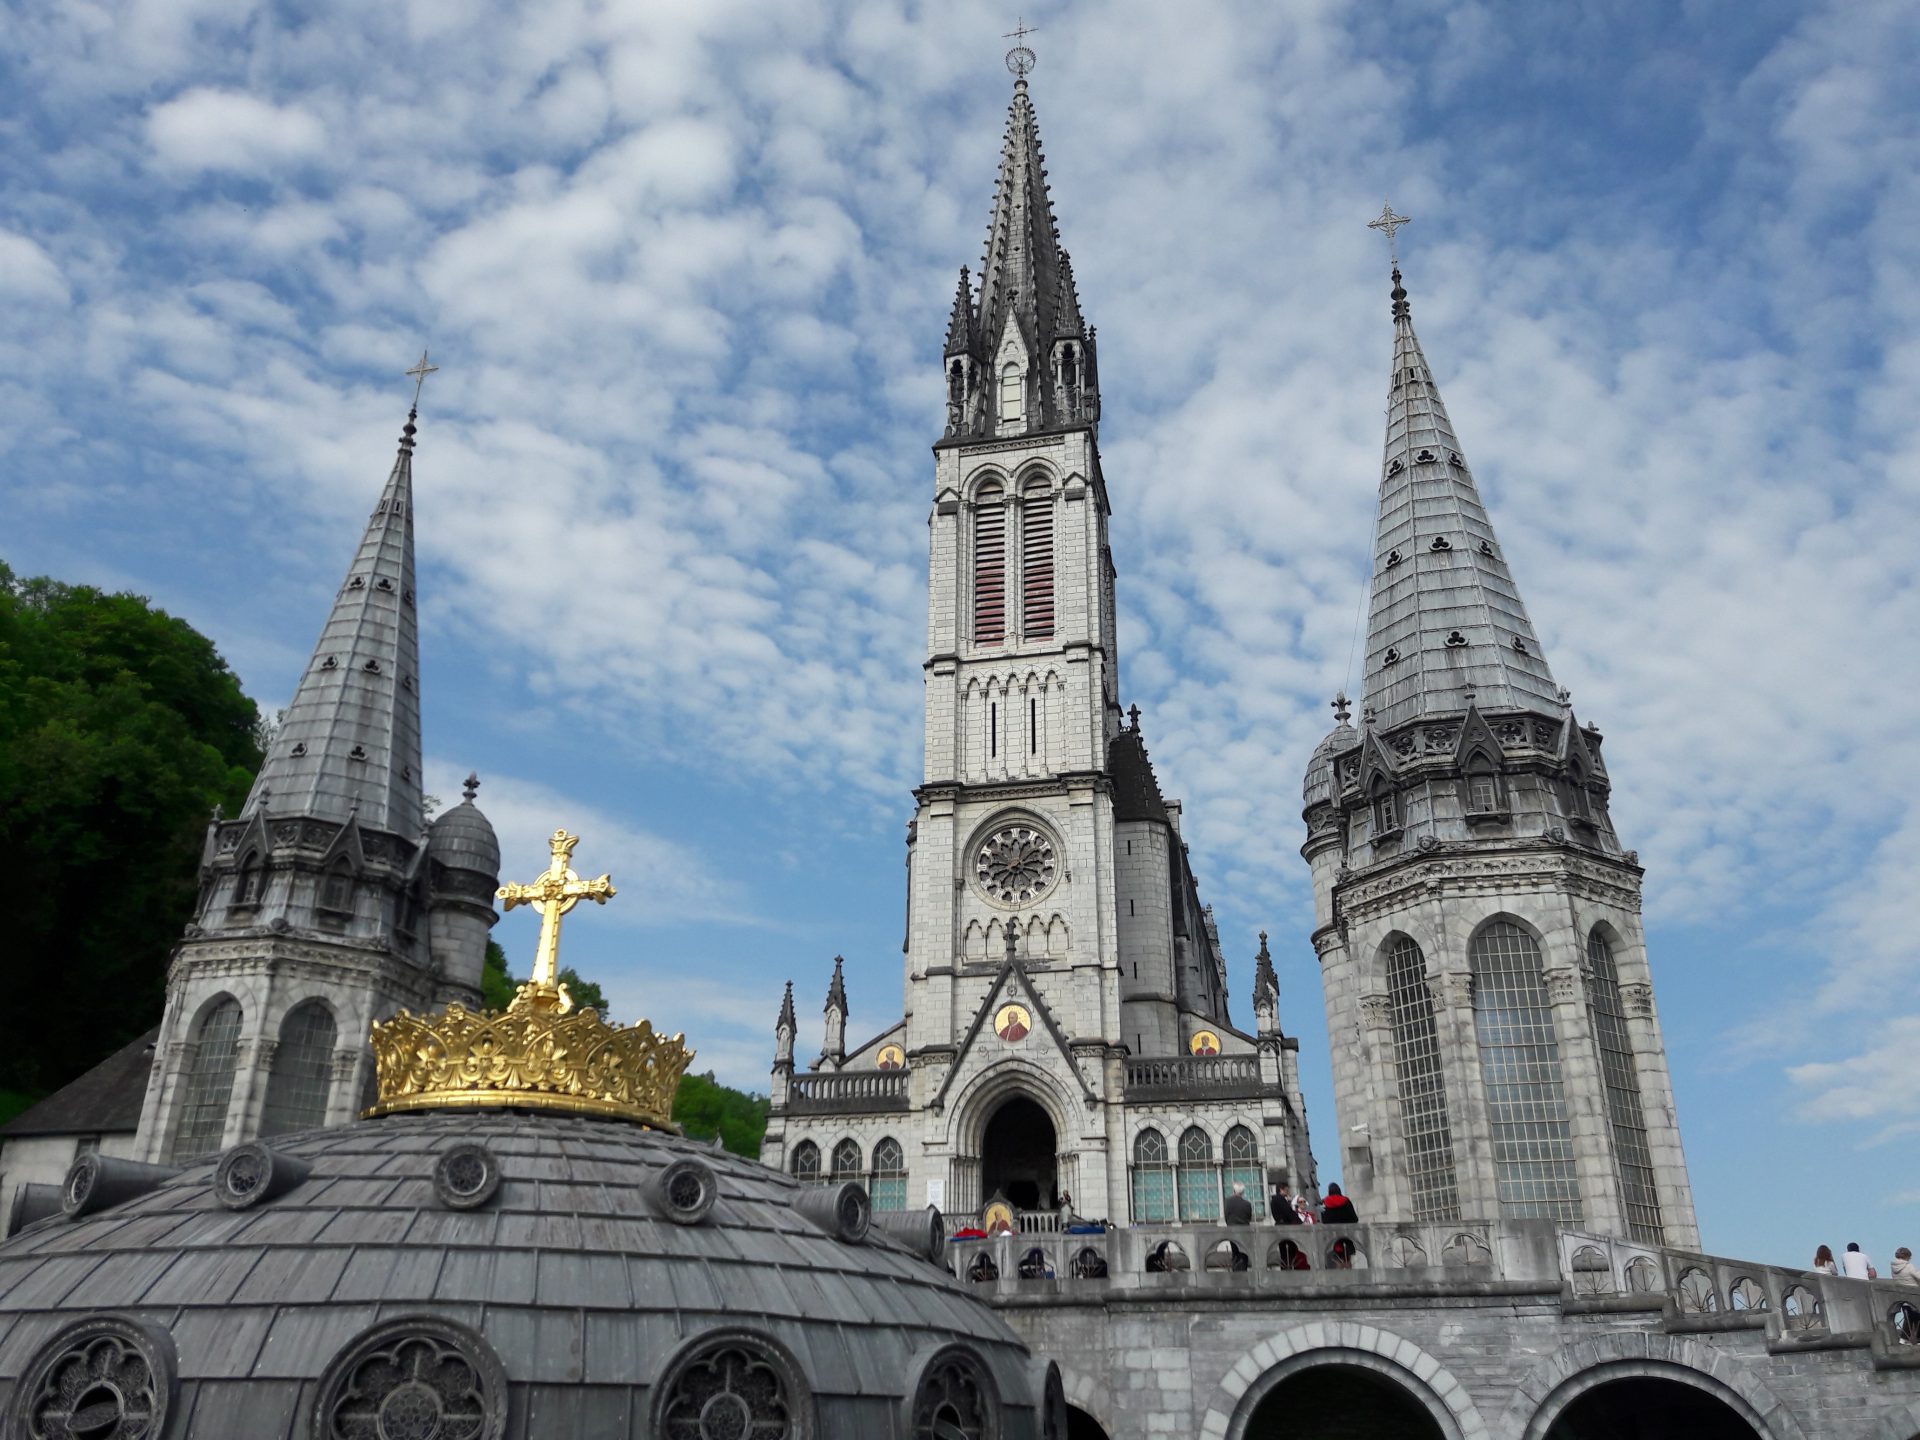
[
  {"x1": 1188, "y1": 1030, "x2": 1222, "y2": 1056},
  {"x1": 876, "y1": 1045, "x2": 907, "y2": 1071},
  {"x1": 973, "y1": 824, "x2": 1057, "y2": 905}
]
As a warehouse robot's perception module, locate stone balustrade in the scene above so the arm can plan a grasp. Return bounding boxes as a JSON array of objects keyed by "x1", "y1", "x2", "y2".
[
  {"x1": 781, "y1": 1070, "x2": 909, "y2": 1115},
  {"x1": 1121, "y1": 1054, "x2": 1263, "y2": 1101}
]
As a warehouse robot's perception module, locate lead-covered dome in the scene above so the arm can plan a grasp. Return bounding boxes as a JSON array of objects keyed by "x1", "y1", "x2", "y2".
[
  {"x1": 1303, "y1": 719, "x2": 1359, "y2": 809},
  {"x1": 0, "y1": 1111, "x2": 1061, "y2": 1439},
  {"x1": 429, "y1": 796, "x2": 501, "y2": 876}
]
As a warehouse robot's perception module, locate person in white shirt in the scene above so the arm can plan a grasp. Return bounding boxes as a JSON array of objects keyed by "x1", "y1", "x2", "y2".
[{"x1": 1840, "y1": 1241, "x2": 1876, "y2": 1280}]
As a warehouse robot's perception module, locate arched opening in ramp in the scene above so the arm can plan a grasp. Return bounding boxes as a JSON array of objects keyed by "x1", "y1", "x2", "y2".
[
  {"x1": 1545, "y1": 1375, "x2": 1761, "y2": 1439},
  {"x1": 980, "y1": 1093, "x2": 1057, "y2": 1211},
  {"x1": 1245, "y1": 1363, "x2": 1444, "y2": 1439},
  {"x1": 1066, "y1": 1404, "x2": 1109, "y2": 1439}
]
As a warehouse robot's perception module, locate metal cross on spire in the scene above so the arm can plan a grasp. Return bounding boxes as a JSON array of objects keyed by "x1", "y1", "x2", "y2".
[
  {"x1": 405, "y1": 350, "x2": 439, "y2": 411},
  {"x1": 1004, "y1": 17, "x2": 1038, "y2": 79},
  {"x1": 497, "y1": 829, "x2": 616, "y2": 1001},
  {"x1": 1367, "y1": 201, "x2": 1412, "y2": 266}
]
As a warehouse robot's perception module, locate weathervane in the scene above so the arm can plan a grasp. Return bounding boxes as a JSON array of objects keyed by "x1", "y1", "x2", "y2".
[
  {"x1": 405, "y1": 349, "x2": 439, "y2": 411},
  {"x1": 1367, "y1": 201, "x2": 1411, "y2": 266},
  {"x1": 1004, "y1": 17, "x2": 1038, "y2": 79}
]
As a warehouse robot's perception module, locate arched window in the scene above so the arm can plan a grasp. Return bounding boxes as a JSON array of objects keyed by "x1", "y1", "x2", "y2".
[
  {"x1": 973, "y1": 482, "x2": 1006, "y2": 646},
  {"x1": 319, "y1": 859, "x2": 354, "y2": 914},
  {"x1": 169, "y1": 998, "x2": 243, "y2": 1162},
  {"x1": 1372, "y1": 781, "x2": 1399, "y2": 836},
  {"x1": 1471, "y1": 921, "x2": 1582, "y2": 1224},
  {"x1": 1386, "y1": 935, "x2": 1460, "y2": 1221},
  {"x1": 1587, "y1": 929, "x2": 1663, "y2": 1242},
  {"x1": 1466, "y1": 754, "x2": 1502, "y2": 815},
  {"x1": 1020, "y1": 479, "x2": 1054, "y2": 639},
  {"x1": 233, "y1": 854, "x2": 263, "y2": 907},
  {"x1": 1566, "y1": 765, "x2": 1592, "y2": 820},
  {"x1": 831, "y1": 1138, "x2": 863, "y2": 1181},
  {"x1": 1222, "y1": 1124, "x2": 1264, "y2": 1219},
  {"x1": 790, "y1": 1140, "x2": 821, "y2": 1183},
  {"x1": 1130, "y1": 1127, "x2": 1174, "y2": 1222},
  {"x1": 870, "y1": 1136, "x2": 907, "y2": 1212},
  {"x1": 1000, "y1": 361, "x2": 1023, "y2": 422},
  {"x1": 1176, "y1": 1126, "x2": 1217, "y2": 1221},
  {"x1": 260, "y1": 1000, "x2": 338, "y2": 1137}
]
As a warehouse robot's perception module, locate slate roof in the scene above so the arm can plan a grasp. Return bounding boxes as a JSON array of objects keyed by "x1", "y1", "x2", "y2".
[
  {"x1": 971, "y1": 78, "x2": 1083, "y2": 362},
  {"x1": 1361, "y1": 267, "x2": 1560, "y2": 731},
  {"x1": 0, "y1": 1028, "x2": 156, "y2": 1139},
  {"x1": 1108, "y1": 727, "x2": 1170, "y2": 824},
  {"x1": 0, "y1": 1110, "x2": 1041, "y2": 1438}
]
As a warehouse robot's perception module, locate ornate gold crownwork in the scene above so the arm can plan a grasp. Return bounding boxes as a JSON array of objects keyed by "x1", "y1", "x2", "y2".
[{"x1": 365, "y1": 829, "x2": 694, "y2": 1127}]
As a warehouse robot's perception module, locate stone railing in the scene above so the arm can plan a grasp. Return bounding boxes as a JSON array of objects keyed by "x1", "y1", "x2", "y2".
[
  {"x1": 781, "y1": 1070, "x2": 909, "y2": 1115},
  {"x1": 1122, "y1": 1054, "x2": 1263, "y2": 1102}
]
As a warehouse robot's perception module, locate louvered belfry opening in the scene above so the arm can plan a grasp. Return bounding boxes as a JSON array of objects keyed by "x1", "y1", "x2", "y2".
[
  {"x1": 1021, "y1": 482, "x2": 1054, "y2": 638},
  {"x1": 974, "y1": 483, "x2": 1007, "y2": 645}
]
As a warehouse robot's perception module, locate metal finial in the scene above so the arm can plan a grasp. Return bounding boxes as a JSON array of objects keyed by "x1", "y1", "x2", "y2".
[
  {"x1": 1127, "y1": 703, "x2": 1142, "y2": 731},
  {"x1": 463, "y1": 771, "x2": 480, "y2": 802},
  {"x1": 405, "y1": 350, "x2": 439, "y2": 412},
  {"x1": 1367, "y1": 201, "x2": 1411, "y2": 266},
  {"x1": 1004, "y1": 17, "x2": 1038, "y2": 79},
  {"x1": 1332, "y1": 691, "x2": 1351, "y2": 726}
]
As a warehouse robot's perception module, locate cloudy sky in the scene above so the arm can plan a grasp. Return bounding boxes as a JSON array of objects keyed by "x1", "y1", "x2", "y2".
[{"x1": 5, "y1": 0, "x2": 1916, "y2": 1266}]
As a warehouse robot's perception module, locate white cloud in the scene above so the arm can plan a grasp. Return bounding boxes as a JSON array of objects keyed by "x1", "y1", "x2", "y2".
[
  {"x1": 0, "y1": 231, "x2": 71, "y2": 305},
  {"x1": 147, "y1": 88, "x2": 326, "y2": 174}
]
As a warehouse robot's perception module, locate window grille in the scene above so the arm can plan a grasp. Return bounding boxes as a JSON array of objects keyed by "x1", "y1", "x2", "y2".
[
  {"x1": 1222, "y1": 1124, "x2": 1264, "y2": 1219},
  {"x1": 790, "y1": 1140, "x2": 820, "y2": 1183},
  {"x1": 871, "y1": 1136, "x2": 908, "y2": 1212},
  {"x1": 1000, "y1": 362, "x2": 1023, "y2": 422},
  {"x1": 260, "y1": 1001, "x2": 337, "y2": 1137},
  {"x1": 974, "y1": 484, "x2": 1006, "y2": 645},
  {"x1": 1471, "y1": 922, "x2": 1583, "y2": 1224},
  {"x1": 1386, "y1": 936, "x2": 1460, "y2": 1220},
  {"x1": 1374, "y1": 789, "x2": 1398, "y2": 834},
  {"x1": 169, "y1": 998, "x2": 243, "y2": 1162},
  {"x1": 831, "y1": 1138, "x2": 863, "y2": 1180},
  {"x1": 1587, "y1": 930, "x2": 1664, "y2": 1242},
  {"x1": 1176, "y1": 1126, "x2": 1218, "y2": 1222},
  {"x1": 319, "y1": 861, "x2": 353, "y2": 913},
  {"x1": 1021, "y1": 486, "x2": 1054, "y2": 638},
  {"x1": 1130, "y1": 1128, "x2": 1174, "y2": 1222}
]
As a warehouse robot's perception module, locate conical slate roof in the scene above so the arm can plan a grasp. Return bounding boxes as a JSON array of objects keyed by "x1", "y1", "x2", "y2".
[
  {"x1": 1361, "y1": 268, "x2": 1559, "y2": 730},
  {"x1": 971, "y1": 78, "x2": 1081, "y2": 359},
  {"x1": 243, "y1": 410, "x2": 425, "y2": 833}
]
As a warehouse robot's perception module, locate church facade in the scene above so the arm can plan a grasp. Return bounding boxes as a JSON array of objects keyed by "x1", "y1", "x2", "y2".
[{"x1": 759, "y1": 74, "x2": 1316, "y2": 1230}]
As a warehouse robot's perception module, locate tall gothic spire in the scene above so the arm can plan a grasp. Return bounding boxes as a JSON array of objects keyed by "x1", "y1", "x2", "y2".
[
  {"x1": 973, "y1": 76, "x2": 1080, "y2": 360},
  {"x1": 243, "y1": 407, "x2": 424, "y2": 833},
  {"x1": 1361, "y1": 263, "x2": 1559, "y2": 730}
]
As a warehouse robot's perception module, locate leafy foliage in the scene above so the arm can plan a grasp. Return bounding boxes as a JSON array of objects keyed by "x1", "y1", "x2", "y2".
[
  {"x1": 482, "y1": 941, "x2": 766, "y2": 1158},
  {"x1": 0, "y1": 562, "x2": 261, "y2": 1092}
]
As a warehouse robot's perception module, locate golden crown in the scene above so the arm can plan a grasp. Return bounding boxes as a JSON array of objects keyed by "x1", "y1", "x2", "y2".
[{"x1": 365, "y1": 828, "x2": 694, "y2": 1128}]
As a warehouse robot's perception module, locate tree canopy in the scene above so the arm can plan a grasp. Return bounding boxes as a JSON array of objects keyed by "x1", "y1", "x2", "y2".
[{"x1": 0, "y1": 562, "x2": 262, "y2": 1093}]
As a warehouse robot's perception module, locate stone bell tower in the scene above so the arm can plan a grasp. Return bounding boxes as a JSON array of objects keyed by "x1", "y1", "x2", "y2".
[{"x1": 1300, "y1": 217, "x2": 1698, "y2": 1245}]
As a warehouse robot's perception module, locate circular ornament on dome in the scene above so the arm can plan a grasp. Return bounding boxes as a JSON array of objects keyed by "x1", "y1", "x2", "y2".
[
  {"x1": 7, "y1": 1315, "x2": 178, "y2": 1440},
  {"x1": 313, "y1": 1316, "x2": 507, "y2": 1440},
  {"x1": 875, "y1": 1044, "x2": 906, "y2": 1071},
  {"x1": 433, "y1": 1142, "x2": 502, "y2": 1211},
  {"x1": 1188, "y1": 1030, "x2": 1221, "y2": 1057},
  {"x1": 654, "y1": 1157, "x2": 718, "y2": 1227},
  {"x1": 214, "y1": 1143, "x2": 272, "y2": 1209},
  {"x1": 972, "y1": 824, "x2": 1057, "y2": 906}
]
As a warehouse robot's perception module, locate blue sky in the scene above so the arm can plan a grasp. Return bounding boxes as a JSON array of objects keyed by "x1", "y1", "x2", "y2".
[{"x1": 4, "y1": 0, "x2": 1916, "y2": 1270}]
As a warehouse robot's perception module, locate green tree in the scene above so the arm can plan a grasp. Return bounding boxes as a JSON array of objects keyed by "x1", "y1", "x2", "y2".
[
  {"x1": 480, "y1": 941, "x2": 607, "y2": 1015},
  {"x1": 0, "y1": 562, "x2": 262, "y2": 1093}
]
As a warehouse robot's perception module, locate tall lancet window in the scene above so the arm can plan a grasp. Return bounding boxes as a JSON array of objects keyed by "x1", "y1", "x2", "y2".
[
  {"x1": 1000, "y1": 362, "x2": 1023, "y2": 423},
  {"x1": 973, "y1": 482, "x2": 1006, "y2": 646},
  {"x1": 1470, "y1": 921, "x2": 1583, "y2": 1224},
  {"x1": 169, "y1": 997, "x2": 243, "y2": 1162},
  {"x1": 1020, "y1": 478, "x2": 1055, "y2": 639},
  {"x1": 1386, "y1": 936, "x2": 1460, "y2": 1221},
  {"x1": 1130, "y1": 1127, "x2": 1174, "y2": 1222},
  {"x1": 1587, "y1": 929, "x2": 1663, "y2": 1242},
  {"x1": 260, "y1": 1000, "x2": 338, "y2": 1137}
]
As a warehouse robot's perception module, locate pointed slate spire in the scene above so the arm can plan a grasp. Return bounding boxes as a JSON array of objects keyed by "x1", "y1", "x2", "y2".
[
  {"x1": 243, "y1": 406, "x2": 424, "y2": 833},
  {"x1": 1253, "y1": 931, "x2": 1279, "y2": 1014},
  {"x1": 945, "y1": 266, "x2": 976, "y2": 357},
  {"x1": 777, "y1": 979, "x2": 797, "y2": 1034},
  {"x1": 825, "y1": 955, "x2": 848, "y2": 1017},
  {"x1": 975, "y1": 75, "x2": 1070, "y2": 361},
  {"x1": 1053, "y1": 249, "x2": 1086, "y2": 339},
  {"x1": 1362, "y1": 264, "x2": 1560, "y2": 730}
]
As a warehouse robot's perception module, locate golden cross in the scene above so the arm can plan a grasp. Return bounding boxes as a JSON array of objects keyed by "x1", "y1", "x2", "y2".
[{"x1": 497, "y1": 829, "x2": 615, "y2": 994}]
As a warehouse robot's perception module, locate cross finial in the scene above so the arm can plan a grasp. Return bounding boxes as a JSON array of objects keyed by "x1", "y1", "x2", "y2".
[
  {"x1": 1004, "y1": 17, "x2": 1038, "y2": 79},
  {"x1": 1332, "y1": 691, "x2": 1351, "y2": 726},
  {"x1": 1367, "y1": 201, "x2": 1411, "y2": 266},
  {"x1": 405, "y1": 350, "x2": 439, "y2": 412},
  {"x1": 462, "y1": 771, "x2": 480, "y2": 802},
  {"x1": 1005, "y1": 923, "x2": 1020, "y2": 962},
  {"x1": 496, "y1": 829, "x2": 616, "y2": 1005},
  {"x1": 1127, "y1": 703, "x2": 1142, "y2": 731}
]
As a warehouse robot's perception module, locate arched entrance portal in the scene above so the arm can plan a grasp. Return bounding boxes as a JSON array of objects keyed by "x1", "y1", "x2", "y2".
[
  {"x1": 1546, "y1": 1376, "x2": 1761, "y2": 1439},
  {"x1": 980, "y1": 1095, "x2": 1057, "y2": 1212},
  {"x1": 1066, "y1": 1405, "x2": 1109, "y2": 1440},
  {"x1": 1245, "y1": 1364, "x2": 1444, "y2": 1440}
]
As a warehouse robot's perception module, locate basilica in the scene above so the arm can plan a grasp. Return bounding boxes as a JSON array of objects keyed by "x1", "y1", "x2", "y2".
[{"x1": 1, "y1": 59, "x2": 1917, "y2": 1440}]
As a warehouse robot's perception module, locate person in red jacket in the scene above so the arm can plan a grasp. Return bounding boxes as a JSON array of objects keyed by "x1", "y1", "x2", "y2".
[{"x1": 1321, "y1": 1182, "x2": 1358, "y2": 1224}]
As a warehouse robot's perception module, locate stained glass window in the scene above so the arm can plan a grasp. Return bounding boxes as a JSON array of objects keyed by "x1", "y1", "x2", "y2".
[
  {"x1": 169, "y1": 997, "x2": 243, "y2": 1162},
  {"x1": 260, "y1": 1001, "x2": 337, "y2": 1137},
  {"x1": 1587, "y1": 929, "x2": 1663, "y2": 1242},
  {"x1": 1130, "y1": 1127, "x2": 1174, "y2": 1222},
  {"x1": 1471, "y1": 922, "x2": 1582, "y2": 1224},
  {"x1": 1386, "y1": 935, "x2": 1460, "y2": 1220}
]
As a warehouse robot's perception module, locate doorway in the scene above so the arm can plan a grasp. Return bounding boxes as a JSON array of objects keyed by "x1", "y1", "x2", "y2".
[{"x1": 980, "y1": 1094, "x2": 1057, "y2": 1211}]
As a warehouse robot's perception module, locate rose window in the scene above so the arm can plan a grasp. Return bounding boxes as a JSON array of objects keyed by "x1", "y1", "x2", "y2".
[
  {"x1": 317, "y1": 1320, "x2": 505, "y2": 1440},
  {"x1": 974, "y1": 826, "x2": 1057, "y2": 904},
  {"x1": 911, "y1": 1349, "x2": 999, "y2": 1440},
  {"x1": 16, "y1": 1321, "x2": 171, "y2": 1440},
  {"x1": 658, "y1": 1342, "x2": 798, "y2": 1439}
]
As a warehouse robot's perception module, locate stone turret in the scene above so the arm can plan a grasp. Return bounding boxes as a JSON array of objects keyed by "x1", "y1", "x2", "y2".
[
  {"x1": 426, "y1": 772, "x2": 501, "y2": 1008},
  {"x1": 820, "y1": 957, "x2": 848, "y2": 1069}
]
